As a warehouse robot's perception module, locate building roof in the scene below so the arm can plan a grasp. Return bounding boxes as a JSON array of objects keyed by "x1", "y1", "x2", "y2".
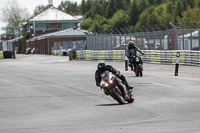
[
  {"x1": 7, "y1": 36, "x2": 23, "y2": 42},
  {"x1": 29, "y1": 6, "x2": 80, "y2": 22},
  {"x1": 74, "y1": 15, "x2": 84, "y2": 20},
  {"x1": 27, "y1": 28, "x2": 88, "y2": 42}
]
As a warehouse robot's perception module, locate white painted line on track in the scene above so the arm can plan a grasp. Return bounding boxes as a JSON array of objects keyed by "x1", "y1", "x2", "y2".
[{"x1": 143, "y1": 81, "x2": 172, "y2": 88}]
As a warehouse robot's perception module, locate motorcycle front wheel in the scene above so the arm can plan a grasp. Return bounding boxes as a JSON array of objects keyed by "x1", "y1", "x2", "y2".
[
  {"x1": 139, "y1": 65, "x2": 143, "y2": 77},
  {"x1": 127, "y1": 94, "x2": 134, "y2": 103},
  {"x1": 110, "y1": 88, "x2": 125, "y2": 105}
]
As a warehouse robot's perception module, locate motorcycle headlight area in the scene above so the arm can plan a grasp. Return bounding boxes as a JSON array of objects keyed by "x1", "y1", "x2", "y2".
[
  {"x1": 109, "y1": 76, "x2": 115, "y2": 83},
  {"x1": 105, "y1": 83, "x2": 108, "y2": 87}
]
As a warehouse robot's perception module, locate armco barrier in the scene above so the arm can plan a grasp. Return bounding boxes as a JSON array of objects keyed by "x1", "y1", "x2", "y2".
[
  {"x1": 150, "y1": 51, "x2": 161, "y2": 64},
  {"x1": 0, "y1": 51, "x2": 3, "y2": 59},
  {"x1": 112, "y1": 50, "x2": 123, "y2": 61},
  {"x1": 52, "y1": 50, "x2": 61, "y2": 56},
  {"x1": 171, "y1": 51, "x2": 185, "y2": 65},
  {"x1": 199, "y1": 52, "x2": 200, "y2": 66},
  {"x1": 71, "y1": 50, "x2": 200, "y2": 67},
  {"x1": 97, "y1": 51, "x2": 106, "y2": 60},
  {"x1": 84, "y1": 50, "x2": 92, "y2": 61}
]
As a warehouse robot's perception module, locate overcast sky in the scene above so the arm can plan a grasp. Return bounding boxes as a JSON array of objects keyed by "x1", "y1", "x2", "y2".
[{"x1": 0, "y1": 0, "x2": 82, "y2": 34}]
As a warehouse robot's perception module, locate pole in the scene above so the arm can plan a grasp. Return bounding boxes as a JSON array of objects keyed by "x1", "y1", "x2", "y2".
[
  {"x1": 175, "y1": 52, "x2": 180, "y2": 76},
  {"x1": 125, "y1": 55, "x2": 128, "y2": 71}
]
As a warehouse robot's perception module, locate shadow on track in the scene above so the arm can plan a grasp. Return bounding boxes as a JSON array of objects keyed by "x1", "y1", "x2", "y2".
[{"x1": 95, "y1": 103, "x2": 126, "y2": 106}]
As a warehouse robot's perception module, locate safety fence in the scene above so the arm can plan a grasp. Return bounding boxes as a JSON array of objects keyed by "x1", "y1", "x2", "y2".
[
  {"x1": 73, "y1": 50, "x2": 200, "y2": 66},
  {"x1": 86, "y1": 23, "x2": 200, "y2": 51},
  {"x1": 52, "y1": 50, "x2": 61, "y2": 56}
]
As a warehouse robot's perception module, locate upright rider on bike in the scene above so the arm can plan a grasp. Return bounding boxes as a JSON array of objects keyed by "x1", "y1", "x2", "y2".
[{"x1": 125, "y1": 41, "x2": 144, "y2": 72}]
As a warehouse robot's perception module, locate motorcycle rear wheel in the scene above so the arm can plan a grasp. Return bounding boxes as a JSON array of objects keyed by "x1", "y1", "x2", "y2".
[
  {"x1": 139, "y1": 71, "x2": 143, "y2": 77},
  {"x1": 135, "y1": 71, "x2": 139, "y2": 77}
]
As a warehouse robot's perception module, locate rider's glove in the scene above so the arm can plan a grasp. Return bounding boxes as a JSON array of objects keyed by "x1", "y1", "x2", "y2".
[{"x1": 115, "y1": 71, "x2": 120, "y2": 77}]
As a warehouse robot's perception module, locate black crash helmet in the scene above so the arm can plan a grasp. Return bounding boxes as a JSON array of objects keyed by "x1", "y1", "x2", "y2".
[
  {"x1": 97, "y1": 62, "x2": 106, "y2": 70},
  {"x1": 128, "y1": 41, "x2": 135, "y2": 50}
]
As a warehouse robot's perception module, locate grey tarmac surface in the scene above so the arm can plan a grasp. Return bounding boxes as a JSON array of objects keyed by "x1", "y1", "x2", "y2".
[{"x1": 0, "y1": 54, "x2": 200, "y2": 133}]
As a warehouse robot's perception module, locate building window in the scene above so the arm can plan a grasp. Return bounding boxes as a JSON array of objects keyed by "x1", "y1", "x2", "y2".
[
  {"x1": 46, "y1": 24, "x2": 50, "y2": 30},
  {"x1": 35, "y1": 23, "x2": 46, "y2": 31},
  {"x1": 58, "y1": 23, "x2": 75, "y2": 30},
  {"x1": 27, "y1": 25, "x2": 30, "y2": 32},
  {"x1": 7, "y1": 29, "x2": 13, "y2": 35}
]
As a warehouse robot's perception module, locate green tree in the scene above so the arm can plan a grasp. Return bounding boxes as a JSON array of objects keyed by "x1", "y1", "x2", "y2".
[
  {"x1": 108, "y1": 10, "x2": 130, "y2": 30},
  {"x1": 128, "y1": 0, "x2": 139, "y2": 26},
  {"x1": 166, "y1": 2, "x2": 174, "y2": 14},
  {"x1": 182, "y1": 0, "x2": 188, "y2": 11},
  {"x1": 115, "y1": 0, "x2": 126, "y2": 10},
  {"x1": 58, "y1": 0, "x2": 80, "y2": 15},
  {"x1": 90, "y1": 15, "x2": 108, "y2": 32},
  {"x1": 149, "y1": 0, "x2": 156, "y2": 5},
  {"x1": 33, "y1": 5, "x2": 48, "y2": 16},
  {"x1": 136, "y1": 3, "x2": 174, "y2": 27},
  {"x1": 196, "y1": 0, "x2": 200, "y2": 7},
  {"x1": 146, "y1": 12, "x2": 161, "y2": 25},
  {"x1": 86, "y1": 0, "x2": 92, "y2": 12},
  {"x1": 138, "y1": 0, "x2": 150, "y2": 13},
  {"x1": 101, "y1": 0, "x2": 108, "y2": 17},
  {"x1": 80, "y1": 18, "x2": 93, "y2": 30},
  {"x1": 0, "y1": 0, "x2": 29, "y2": 27},
  {"x1": 135, "y1": 10, "x2": 149, "y2": 27},
  {"x1": 125, "y1": 0, "x2": 131, "y2": 5},
  {"x1": 179, "y1": 7, "x2": 200, "y2": 27},
  {"x1": 106, "y1": 0, "x2": 115, "y2": 18},
  {"x1": 81, "y1": 0, "x2": 86, "y2": 14},
  {"x1": 21, "y1": 31, "x2": 29, "y2": 54},
  {"x1": 92, "y1": 0, "x2": 102, "y2": 15},
  {"x1": 174, "y1": 0, "x2": 184, "y2": 19},
  {"x1": 155, "y1": 0, "x2": 165, "y2": 5},
  {"x1": 187, "y1": 0, "x2": 196, "y2": 8}
]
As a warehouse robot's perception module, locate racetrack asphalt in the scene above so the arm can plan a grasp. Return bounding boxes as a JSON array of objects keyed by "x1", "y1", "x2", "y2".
[{"x1": 0, "y1": 54, "x2": 200, "y2": 133}]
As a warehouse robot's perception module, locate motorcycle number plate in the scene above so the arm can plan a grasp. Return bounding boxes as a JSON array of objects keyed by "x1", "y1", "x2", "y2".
[{"x1": 136, "y1": 57, "x2": 140, "y2": 62}]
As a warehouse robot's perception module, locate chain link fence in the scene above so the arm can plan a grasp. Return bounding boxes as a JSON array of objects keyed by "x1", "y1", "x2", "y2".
[
  {"x1": 86, "y1": 23, "x2": 200, "y2": 51},
  {"x1": 50, "y1": 23, "x2": 200, "y2": 51},
  {"x1": 52, "y1": 40, "x2": 87, "y2": 51}
]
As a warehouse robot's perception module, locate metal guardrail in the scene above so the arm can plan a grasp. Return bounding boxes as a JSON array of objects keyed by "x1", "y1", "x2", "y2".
[
  {"x1": 52, "y1": 50, "x2": 61, "y2": 56},
  {"x1": 73, "y1": 50, "x2": 200, "y2": 66}
]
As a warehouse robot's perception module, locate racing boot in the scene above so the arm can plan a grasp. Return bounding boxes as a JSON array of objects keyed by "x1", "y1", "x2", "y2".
[
  {"x1": 125, "y1": 83, "x2": 133, "y2": 94},
  {"x1": 124, "y1": 82, "x2": 133, "y2": 91}
]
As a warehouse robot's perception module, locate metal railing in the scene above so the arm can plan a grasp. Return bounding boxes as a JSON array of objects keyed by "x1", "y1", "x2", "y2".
[
  {"x1": 86, "y1": 23, "x2": 200, "y2": 51},
  {"x1": 52, "y1": 40, "x2": 87, "y2": 51}
]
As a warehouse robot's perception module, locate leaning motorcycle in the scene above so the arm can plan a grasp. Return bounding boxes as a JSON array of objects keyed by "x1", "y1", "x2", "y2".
[
  {"x1": 129, "y1": 55, "x2": 143, "y2": 77},
  {"x1": 100, "y1": 71, "x2": 134, "y2": 104}
]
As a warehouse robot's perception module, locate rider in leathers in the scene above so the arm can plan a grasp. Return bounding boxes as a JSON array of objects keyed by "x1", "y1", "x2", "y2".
[
  {"x1": 95, "y1": 62, "x2": 133, "y2": 95},
  {"x1": 125, "y1": 41, "x2": 144, "y2": 71}
]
